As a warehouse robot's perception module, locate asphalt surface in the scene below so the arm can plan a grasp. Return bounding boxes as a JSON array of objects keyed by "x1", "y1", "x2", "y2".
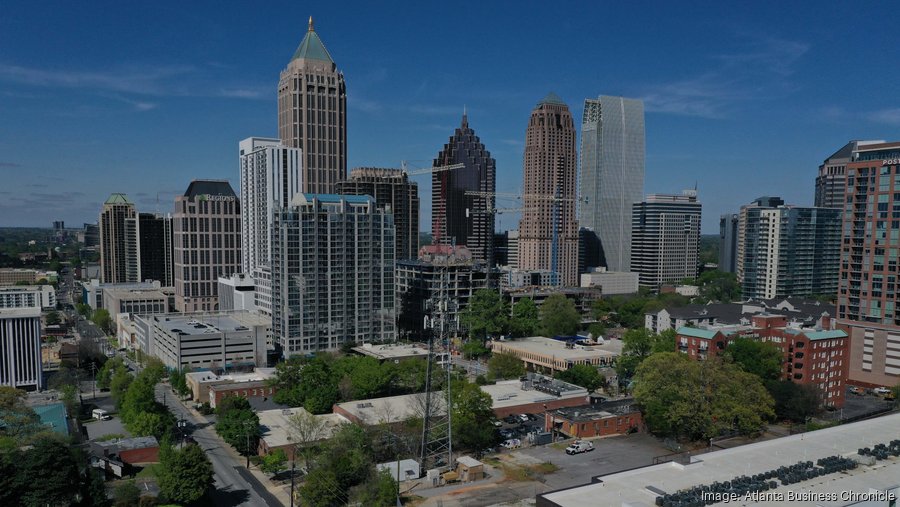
[{"x1": 154, "y1": 383, "x2": 283, "y2": 507}]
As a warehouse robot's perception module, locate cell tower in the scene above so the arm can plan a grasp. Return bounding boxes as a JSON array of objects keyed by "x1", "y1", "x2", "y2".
[{"x1": 419, "y1": 255, "x2": 455, "y2": 472}]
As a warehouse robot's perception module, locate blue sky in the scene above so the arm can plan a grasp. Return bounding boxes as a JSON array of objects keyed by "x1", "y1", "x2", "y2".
[{"x1": 1, "y1": 1, "x2": 899, "y2": 233}]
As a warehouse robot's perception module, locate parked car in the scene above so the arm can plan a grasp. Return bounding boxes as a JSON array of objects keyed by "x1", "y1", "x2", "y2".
[
  {"x1": 874, "y1": 387, "x2": 891, "y2": 395},
  {"x1": 526, "y1": 413, "x2": 538, "y2": 421},
  {"x1": 501, "y1": 438, "x2": 521, "y2": 449},
  {"x1": 849, "y1": 386, "x2": 862, "y2": 395},
  {"x1": 504, "y1": 415, "x2": 518, "y2": 424},
  {"x1": 500, "y1": 429, "x2": 516, "y2": 439},
  {"x1": 565, "y1": 440, "x2": 595, "y2": 455},
  {"x1": 518, "y1": 414, "x2": 530, "y2": 423},
  {"x1": 491, "y1": 420, "x2": 503, "y2": 427}
]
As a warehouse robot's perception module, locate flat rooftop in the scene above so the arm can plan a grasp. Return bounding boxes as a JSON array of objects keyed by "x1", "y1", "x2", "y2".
[
  {"x1": 258, "y1": 407, "x2": 348, "y2": 448},
  {"x1": 102, "y1": 288, "x2": 168, "y2": 300},
  {"x1": 352, "y1": 342, "x2": 430, "y2": 360},
  {"x1": 540, "y1": 412, "x2": 900, "y2": 507},
  {"x1": 551, "y1": 399, "x2": 639, "y2": 421},
  {"x1": 493, "y1": 336, "x2": 623, "y2": 360},
  {"x1": 153, "y1": 311, "x2": 270, "y2": 335},
  {"x1": 185, "y1": 368, "x2": 276, "y2": 384},
  {"x1": 481, "y1": 375, "x2": 588, "y2": 410},
  {"x1": 334, "y1": 393, "x2": 445, "y2": 425}
]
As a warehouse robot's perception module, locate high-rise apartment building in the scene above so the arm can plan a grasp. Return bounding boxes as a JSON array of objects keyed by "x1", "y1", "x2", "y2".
[
  {"x1": 271, "y1": 194, "x2": 395, "y2": 357},
  {"x1": 239, "y1": 137, "x2": 302, "y2": 275},
  {"x1": 432, "y1": 113, "x2": 496, "y2": 264},
  {"x1": 518, "y1": 93, "x2": 579, "y2": 286},
  {"x1": 173, "y1": 181, "x2": 242, "y2": 313},
  {"x1": 737, "y1": 198, "x2": 841, "y2": 300},
  {"x1": 335, "y1": 167, "x2": 419, "y2": 260},
  {"x1": 99, "y1": 193, "x2": 138, "y2": 284},
  {"x1": 0, "y1": 293, "x2": 42, "y2": 391},
  {"x1": 815, "y1": 140, "x2": 885, "y2": 209},
  {"x1": 136, "y1": 212, "x2": 174, "y2": 286},
  {"x1": 631, "y1": 191, "x2": 702, "y2": 288},
  {"x1": 579, "y1": 96, "x2": 645, "y2": 273},
  {"x1": 718, "y1": 213, "x2": 739, "y2": 273},
  {"x1": 735, "y1": 196, "x2": 784, "y2": 283},
  {"x1": 837, "y1": 141, "x2": 900, "y2": 388},
  {"x1": 277, "y1": 17, "x2": 346, "y2": 194}
]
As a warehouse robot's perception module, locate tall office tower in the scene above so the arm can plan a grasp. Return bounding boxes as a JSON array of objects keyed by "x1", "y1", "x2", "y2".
[
  {"x1": 271, "y1": 194, "x2": 395, "y2": 356},
  {"x1": 736, "y1": 196, "x2": 784, "y2": 285},
  {"x1": 335, "y1": 167, "x2": 420, "y2": 260},
  {"x1": 815, "y1": 140, "x2": 885, "y2": 208},
  {"x1": 135, "y1": 213, "x2": 174, "y2": 286},
  {"x1": 99, "y1": 193, "x2": 138, "y2": 284},
  {"x1": 173, "y1": 181, "x2": 242, "y2": 313},
  {"x1": 82, "y1": 223, "x2": 100, "y2": 248},
  {"x1": 432, "y1": 112, "x2": 496, "y2": 264},
  {"x1": 630, "y1": 191, "x2": 702, "y2": 288},
  {"x1": 738, "y1": 199, "x2": 841, "y2": 300},
  {"x1": 0, "y1": 293, "x2": 42, "y2": 390},
  {"x1": 277, "y1": 17, "x2": 347, "y2": 193},
  {"x1": 837, "y1": 141, "x2": 900, "y2": 388},
  {"x1": 518, "y1": 93, "x2": 579, "y2": 286},
  {"x1": 719, "y1": 213, "x2": 739, "y2": 273},
  {"x1": 579, "y1": 96, "x2": 645, "y2": 273},
  {"x1": 578, "y1": 227, "x2": 602, "y2": 275},
  {"x1": 239, "y1": 137, "x2": 302, "y2": 275}
]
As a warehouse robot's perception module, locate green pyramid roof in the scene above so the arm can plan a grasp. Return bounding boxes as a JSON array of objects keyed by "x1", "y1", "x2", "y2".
[
  {"x1": 291, "y1": 17, "x2": 334, "y2": 63},
  {"x1": 537, "y1": 92, "x2": 566, "y2": 106},
  {"x1": 105, "y1": 193, "x2": 132, "y2": 205}
]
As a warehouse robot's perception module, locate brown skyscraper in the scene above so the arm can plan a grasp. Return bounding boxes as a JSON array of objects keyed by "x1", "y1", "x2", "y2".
[
  {"x1": 277, "y1": 17, "x2": 347, "y2": 193},
  {"x1": 518, "y1": 93, "x2": 579, "y2": 286},
  {"x1": 99, "y1": 193, "x2": 138, "y2": 284}
]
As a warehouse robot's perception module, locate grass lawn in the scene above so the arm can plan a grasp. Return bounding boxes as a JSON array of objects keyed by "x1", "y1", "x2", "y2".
[{"x1": 135, "y1": 463, "x2": 163, "y2": 478}]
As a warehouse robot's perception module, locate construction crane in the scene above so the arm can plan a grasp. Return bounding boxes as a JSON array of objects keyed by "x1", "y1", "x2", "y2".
[{"x1": 400, "y1": 161, "x2": 465, "y2": 177}]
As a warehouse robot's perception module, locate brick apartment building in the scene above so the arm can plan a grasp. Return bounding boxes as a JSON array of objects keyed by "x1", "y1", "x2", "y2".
[
  {"x1": 544, "y1": 398, "x2": 642, "y2": 439},
  {"x1": 676, "y1": 313, "x2": 849, "y2": 407}
]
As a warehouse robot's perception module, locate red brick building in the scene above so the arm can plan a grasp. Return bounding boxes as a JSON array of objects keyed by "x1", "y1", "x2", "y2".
[
  {"x1": 209, "y1": 380, "x2": 277, "y2": 409},
  {"x1": 544, "y1": 399, "x2": 642, "y2": 439},
  {"x1": 676, "y1": 314, "x2": 849, "y2": 407}
]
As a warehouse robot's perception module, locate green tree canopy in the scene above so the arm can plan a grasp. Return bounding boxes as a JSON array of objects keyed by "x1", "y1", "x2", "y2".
[
  {"x1": 45, "y1": 311, "x2": 61, "y2": 326},
  {"x1": 260, "y1": 448, "x2": 287, "y2": 474},
  {"x1": 615, "y1": 328, "x2": 674, "y2": 379},
  {"x1": 215, "y1": 395, "x2": 261, "y2": 455},
  {"x1": 97, "y1": 356, "x2": 125, "y2": 390},
  {"x1": 633, "y1": 353, "x2": 774, "y2": 441},
  {"x1": 539, "y1": 294, "x2": 581, "y2": 337},
  {"x1": 460, "y1": 289, "x2": 508, "y2": 339},
  {"x1": 509, "y1": 297, "x2": 539, "y2": 337},
  {"x1": 0, "y1": 386, "x2": 41, "y2": 440},
  {"x1": 554, "y1": 364, "x2": 606, "y2": 392},
  {"x1": 725, "y1": 338, "x2": 784, "y2": 381},
  {"x1": 765, "y1": 380, "x2": 822, "y2": 422},
  {"x1": 451, "y1": 380, "x2": 497, "y2": 451},
  {"x1": 91, "y1": 308, "x2": 112, "y2": 334},
  {"x1": 697, "y1": 270, "x2": 741, "y2": 303},
  {"x1": 460, "y1": 339, "x2": 490, "y2": 359},
  {"x1": 157, "y1": 443, "x2": 214, "y2": 506},
  {"x1": 299, "y1": 424, "x2": 376, "y2": 507},
  {"x1": 487, "y1": 352, "x2": 525, "y2": 380}
]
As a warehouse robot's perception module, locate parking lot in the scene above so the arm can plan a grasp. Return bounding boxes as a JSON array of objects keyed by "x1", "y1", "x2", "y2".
[
  {"x1": 497, "y1": 412, "x2": 544, "y2": 448},
  {"x1": 822, "y1": 385, "x2": 896, "y2": 421}
]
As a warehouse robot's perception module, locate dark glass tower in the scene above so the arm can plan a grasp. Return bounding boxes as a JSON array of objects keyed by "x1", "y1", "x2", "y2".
[
  {"x1": 137, "y1": 213, "x2": 174, "y2": 286},
  {"x1": 432, "y1": 112, "x2": 496, "y2": 264}
]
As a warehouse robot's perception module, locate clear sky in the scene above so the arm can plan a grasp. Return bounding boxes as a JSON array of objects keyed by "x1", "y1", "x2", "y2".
[{"x1": 1, "y1": 1, "x2": 898, "y2": 232}]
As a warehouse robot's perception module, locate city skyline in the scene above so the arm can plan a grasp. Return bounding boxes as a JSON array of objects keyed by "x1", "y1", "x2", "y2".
[{"x1": 1, "y1": 2, "x2": 900, "y2": 231}]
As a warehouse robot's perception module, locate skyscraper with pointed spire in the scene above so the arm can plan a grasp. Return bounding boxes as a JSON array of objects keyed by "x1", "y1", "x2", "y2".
[
  {"x1": 518, "y1": 93, "x2": 579, "y2": 286},
  {"x1": 278, "y1": 17, "x2": 347, "y2": 193},
  {"x1": 432, "y1": 111, "x2": 496, "y2": 264}
]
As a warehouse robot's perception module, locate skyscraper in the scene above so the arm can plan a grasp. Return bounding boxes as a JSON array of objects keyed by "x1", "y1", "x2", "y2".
[
  {"x1": 335, "y1": 167, "x2": 419, "y2": 260},
  {"x1": 836, "y1": 141, "x2": 900, "y2": 388},
  {"x1": 815, "y1": 140, "x2": 884, "y2": 209},
  {"x1": 0, "y1": 296, "x2": 42, "y2": 391},
  {"x1": 239, "y1": 137, "x2": 302, "y2": 275},
  {"x1": 631, "y1": 191, "x2": 702, "y2": 288},
  {"x1": 136, "y1": 212, "x2": 174, "y2": 286},
  {"x1": 432, "y1": 112, "x2": 496, "y2": 264},
  {"x1": 277, "y1": 17, "x2": 347, "y2": 194},
  {"x1": 579, "y1": 96, "x2": 645, "y2": 273},
  {"x1": 518, "y1": 93, "x2": 579, "y2": 286},
  {"x1": 173, "y1": 180, "x2": 242, "y2": 313},
  {"x1": 99, "y1": 193, "x2": 138, "y2": 284},
  {"x1": 718, "y1": 213, "x2": 739, "y2": 273},
  {"x1": 271, "y1": 194, "x2": 395, "y2": 356}
]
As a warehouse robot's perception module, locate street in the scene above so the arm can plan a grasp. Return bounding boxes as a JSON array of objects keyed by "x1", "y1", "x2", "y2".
[
  {"x1": 154, "y1": 383, "x2": 284, "y2": 507},
  {"x1": 452, "y1": 355, "x2": 488, "y2": 377}
]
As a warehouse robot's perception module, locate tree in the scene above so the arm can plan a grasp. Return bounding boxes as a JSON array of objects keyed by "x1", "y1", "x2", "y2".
[
  {"x1": 460, "y1": 289, "x2": 508, "y2": 339},
  {"x1": 299, "y1": 424, "x2": 375, "y2": 507},
  {"x1": 288, "y1": 409, "x2": 328, "y2": 470},
  {"x1": 509, "y1": 297, "x2": 539, "y2": 337},
  {"x1": 110, "y1": 365, "x2": 133, "y2": 408},
  {"x1": 15, "y1": 436, "x2": 83, "y2": 507},
  {"x1": 45, "y1": 311, "x2": 61, "y2": 326},
  {"x1": 554, "y1": 364, "x2": 605, "y2": 391},
  {"x1": 351, "y1": 469, "x2": 398, "y2": 506},
  {"x1": 76, "y1": 303, "x2": 93, "y2": 319},
  {"x1": 157, "y1": 443, "x2": 214, "y2": 506},
  {"x1": 487, "y1": 352, "x2": 525, "y2": 380},
  {"x1": 0, "y1": 386, "x2": 41, "y2": 439},
  {"x1": 451, "y1": 380, "x2": 497, "y2": 451},
  {"x1": 765, "y1": 380, "x2": 822, "y2": 422},
  {"x1": 113, "y1": 480, "x2": 142, "y2": 507},
  {"x1": 169, "y1": 367, "x2": 191, "y2": 398},
  {"x1": 271, "y1": 356, "x2": 339, "y2": 414},
  {"x1": 59, "y1": 383, "x2": 79, "y2": 419},
  {"x1": 260, "y1": 448, "x2": 288, "y2": 474},
  {"x1": 129, "y1": 411, "x2": 175, "y2": 440},
  {"x1": 539, "y1": 294, "x2": 580, "y2": 337},
  {"x1": 215, "y1": 395, "x2": 261, "y2": 456},
  {"x1": 633, "y1": 353, "x2": 774, "y2": 441},
  {"x1": 891, "y1": 384, "x2": 900, "y2": 408},
  {"x1": 460, "y1": 340, "x2": 489, "y2": 359},
  {"x1": 343, "y1": 356, "x2": 395, "y2": 400},
  {"x1": 615, "y1": 328, "x2": 673, "y2": 379},
  {"x1": 97, "y1": 356, "x2": 125, "y2": 390},
  {"x1": 725, "y1": 338, "x2": 784, "y2": 381},
  {"x1": 697, "y1": 270, "x2": 741, "y2": 303},
  {"x1": 92, "y1": 308, "x2": 112, "y2": 334}
]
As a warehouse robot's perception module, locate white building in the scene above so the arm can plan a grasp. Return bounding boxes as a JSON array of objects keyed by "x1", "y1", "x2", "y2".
[
  {"x1": 579, "y1": 268, "x2": 638, "y2": 295},
  {"x1": 0, "y1": 285, "x2": 56, "y2": 310},
  {"x1": 134, "y1": 311, "x2": 271, "y2": 371},
  {"x1": 1, "y1": 296, "x2": 42, "y2": 391},
  {"x1": 630, "y1": 191, "x2": 702, "y2": 288},
  {"x1": 217, "y1": 273, "x2": 257, "y2": 312},
  {"x1": 102, "y1": 287, "x2": 170, "y2": 321},
  {"x1": 82, "y1": 279, "x2": 161, "y2": 310}
]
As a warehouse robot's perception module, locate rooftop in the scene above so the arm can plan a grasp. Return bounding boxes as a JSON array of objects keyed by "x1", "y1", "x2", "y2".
[
  {"x1": 92, "y1": 436, "x2": 159, "y2": 453},
  {"x1": 183, "y1": 180, "x2": 236, "y2": 199},
  {"x1": 551, "y1": 399, "x2": 640, "y2": 422},
  {"x1": 492, "y1": 336, "x2": 623, "y2": 361},
  {"x1": 102, "y1": 288, "x2": 168, "y2": 301},
  {"x1": 291, "y1": 17, "x2": 335, "y2": 63},
  {"x1": 258, "y1": 407, "x2": 348, "y2": 449},
  {"x1": 783, "y1": 328, "x2": 848, "y2": 341},
  {"x1": 185, "y1": 368, "x2": 276, "y2": 384},
  {"x1": 481, "y1": 375, "x2": 588, "y2": 410},
  {"x1": 104, "y1": 193, "x2": 132, "y2": 205},
  {"x1": 352, "y1": 342, "x2": 429, "y2": 360},
  {"x1": 334, "y1": 393, "x2": 444, "y2": 425},
  {"x1": 538, "y1": 92, "x2": 566, "y2": 106},
  {"x1": 291, "y1": 193, "x2": 373, "y2": 206},
  {"x1": 150, "y1": 311, "x2": 270, "y2": 336},
  {"x1": 540, "y1": 412, "x2": 900, "y2": 507},
  {"x1": 32, "y1": 402, "x2": 68, "y2": 435}
]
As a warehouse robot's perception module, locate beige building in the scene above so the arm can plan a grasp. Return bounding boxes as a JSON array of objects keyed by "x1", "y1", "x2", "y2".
[
  {"x1": 489, "y1": 336, "x2": 621, "y2": 373},
  {"x1": 173, "y1": 180, "x2": 241, "y2": 313},
  {"x1": 277, "y1": 17, "x2": 346, "y2": 194},
  {"x1": 99, "y1": 193, "x2": 138, "y2": 284},
  {"x1": 518, "y1": 94, "x2": 579, "y2": 286}
]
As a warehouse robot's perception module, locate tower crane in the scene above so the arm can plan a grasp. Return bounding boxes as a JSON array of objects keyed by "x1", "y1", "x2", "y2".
[{"x1": 400, "y1": 161, "x2": 464, "y2": 177}]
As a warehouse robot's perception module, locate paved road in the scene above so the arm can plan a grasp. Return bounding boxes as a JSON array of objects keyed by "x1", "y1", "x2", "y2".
[
  {"x1": 154, "y1": 384, "x2": 283, "y2": 507},
  {"x1": 452, "y1": 356, "x2": 488, "y2": 377}
]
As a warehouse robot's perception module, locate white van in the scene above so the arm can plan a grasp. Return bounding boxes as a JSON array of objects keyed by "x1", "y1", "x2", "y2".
[{"x1": 92, "y1": 408, "x2": 111, "y2": 421}]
